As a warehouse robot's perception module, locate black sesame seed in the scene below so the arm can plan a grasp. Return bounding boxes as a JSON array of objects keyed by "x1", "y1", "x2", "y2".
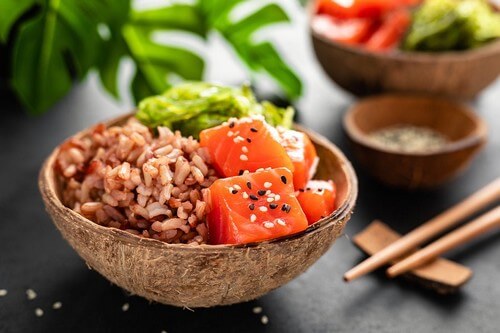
[
  {"x1": 246, "y1": 181, "x2": 252, "y2": 189},
  {"x1": 318, "y1": 188, "x2": 324, "y2": 192},
  {"x1": 281, "y1": 204, "x2": 287, "y2": 211},
  {"x1": 229, "y1": 122, "x2": 235, "y2": 128},
  {"x1": 249, "y1": 203, "x2": 255, "y2": 210},
  {"x1": 231, "y1": 189, "x2": 238, "y2": 194},
  {"x1": 281, "y1": 204, "x2": 291, "y2": 213},
  {"x1": 238, "y1": 169, "x2": 244, "y2": 176},
  {"x1": 280, "y1": 175, "x2": 287, "y2": 184},
  {"x1": 250, "y1": 127, "x2": 258, "y2": 132},
  {"x1": 306, "y1": 187, "x2": 311, "y2": 191},
  {"x1": 258, "y1": 190, "x2": 266, "y2": 196},
  {"x1": 269, "y1": 203, "x2": 278, "y2": 209},
  {"x1": 246, "y1": 138, "x2": 252, "y2": 143},
  {"x1": 320, "y1": 215, "x2": 325, "y2": 219},
  {"x1": 299, "y1": 188, "x2": 305, "y2": 192},
  {"x1": 249, "y1": 194, "x2": 258, "y2": 201}
]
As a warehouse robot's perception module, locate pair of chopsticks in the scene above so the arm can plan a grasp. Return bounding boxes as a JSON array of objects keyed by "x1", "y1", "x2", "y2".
[{"x1": 344, "y1": 178, "x2": 500, "y2": 282}]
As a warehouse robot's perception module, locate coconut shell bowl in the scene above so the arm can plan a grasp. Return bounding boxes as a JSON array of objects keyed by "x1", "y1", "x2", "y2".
[
  {"x1": 343, "y1": 95, "x2": 487, "y2": 189},
  {"x1": 39, "y1": 114, "x2": 358, "y2": 308},
  {"x1": 311, "y1": 28, "x2": 500, "y2": 99}
]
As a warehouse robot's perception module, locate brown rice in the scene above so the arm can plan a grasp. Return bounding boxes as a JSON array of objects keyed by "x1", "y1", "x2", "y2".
[{"x1": 55, "y1": 117, "x2": 218, "y2": 245}]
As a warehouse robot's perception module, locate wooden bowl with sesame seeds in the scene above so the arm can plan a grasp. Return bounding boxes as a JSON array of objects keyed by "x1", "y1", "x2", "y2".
[
  {"x1": 39, "y1": 114, "x2": 358, "y2": 308},
  {"x1": 344, "y1": 95, "x2": 487, "y2": 189}
]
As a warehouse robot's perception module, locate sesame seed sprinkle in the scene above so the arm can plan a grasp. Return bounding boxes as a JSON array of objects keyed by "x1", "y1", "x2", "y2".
[
  {"x1": 281, "y1": 175, "x2": 287, "y2": 184},
  {"x1": 35, "y1": 308, "x2": 44, "y2": 317},
  {"x1": 250, "y1": 127, "x2": 258, "y2": 132},
  {"x1": 270, "y1": 203, "x2": 278, "y2": 209},
  {"x1": 238, "y1": 169, "x2": 244, "y2": 176},
  {"x1": 228, "y1": 186, "x2": 234, "y2": 194},
  {"x1": 253, "y1": 306, "x2": 263, "y2": 314},
  {"x1": 0, "y1": 289, "x2": 7, "y2": 297},
  {"x1": 259, "y1": 206, "x2": 268, "y2": 212},
  {"x1": 266, "y1": 190, "x2": 271, "y2": 195},
  {"x1": 234, "y1": 184, "x2": 241, "y2": 190},
  {"x1": 53, "y1": 302, "x2": 62, "y2": 309},
  {"x1": 122, "y1": 303, "x2": 129, "y2": 312},
  {"x1": 240, "y1": 154, "x2": 248, "y2": 161},
  {"x1": 26, "y1": 289, "x2": 37, "y2": 300},
  {"x1": 276, "y1": 218, "x2": 286, "y2": 226},
  {"x1": 243, "y1": 192, "x2": 249, "y2": 199},
  {"x1": 242, "y1": 146, "x2": 248, "y2": 153},
  {"x1": 231, "y1": 189, "x2": 238, "y2": 194},
  {"x1": 229, "y1": 121, "x2": 235, "y2": 128},
  {"x1": 249, "y1": 194, "x2": 259, "y2": 201},
  {"x1": 249, "y1": 203, "x2": 255, "y2": 210},
  {"x1": 266, "y1": 197, "x2": 274, "y2": 203},
  {"x1": 264, "y1": 182, "x2": 272, "y2": 188},
  {"x1": 274, "y1": 195, "x2": 281, "y2": 201},
  {"x1": 246, "y1": 181, "x2": 252, "y2": 189},
  {"x1": 227, "y1": 131, "x2": 234, "y2": 137},
  {"x1": 263, "y1": 222, "x2": 274, "y2": 229},
  {"x1": 261, "y1": 315, "x2": 269, "y2": 325},
  {"x1": 258, "y1": 190, "x2": 266, "y2": 196},
  {"x1": 250, "y1": 214, "x2": 257, "y2": 222},
  {"x1": 246, "y1": 138, "x2": 252, "y2": 143}
]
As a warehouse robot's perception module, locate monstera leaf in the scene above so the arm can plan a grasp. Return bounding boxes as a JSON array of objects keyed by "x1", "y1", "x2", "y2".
[{"x1": 2, "y1": 0, "x2": 302, "y2": 114}]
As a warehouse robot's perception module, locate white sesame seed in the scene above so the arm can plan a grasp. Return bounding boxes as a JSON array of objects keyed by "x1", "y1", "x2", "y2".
[
  {"x1": 259, "y1": 206, "x2": 268, "y2": 212},
  {"x1": 26, "y1": 289, "x2": 37, "y2": 300},
  {"x1": 265, "y1": 190, "x2": 271, "y2": 195},
  {"x1": 227, "y1": 131, "x2": 234, "y2": 137},
  {"x1": 122, "y1": 303, "x2": 129, "y2": 312},
  {"x1": 242, "y1": 192, "x2": 249, "y2": 199},
  {"x1": 250, "y1": 214, "x2": 257, "y2": 222},
  {"x1": 0, "y1": 289, "x2": 7, "y2": 297},
  {"x1": 267, "y1": 193, "x2": 275, "y2": 197},
  {"x1": 161, "y1": 331, "x2": 167, "y2": 333},
  {"x1": 253, "y1": 306, "x2": 263, "y2": 314},
  {"x1": 233, "y1": 184, "x2": 241, "y2": 190},
  {"x1": 228, "y1": 186, "x2": 234, "y2": 194},
  {"x1": 52, "y1": 302, "x2": 62, "y2": 310},
  {"x1": 263, "y1": 221, "x2": 274, "y2": 228},
  {"x1": 264, "y1": 182, "x2": 272, "y2": 188},
  {"x1": 261, "y1": 315, "x2": 269, "y2": 324},
  {"x1": 243, "y1": 170, "x2": 250, "y2": 174},
  {"x1": 233, "y1": 136, "x2": 245, "y2": 143},
  {"x1": 35, "y1": 308, "x2": 44, "y2": 317},
  {"x1": 242, "y1": 146, "x2": 248, "y2": 153},
  {"x1": 266, "y1": 197, "x2": 274, "y2": 203},
  {"x1": 256, "y1": 168, "x2": 264, "y2": 172},
  {"x1": 274, "y1": 195, "x2": 281, "y2": 201},
  {"x1": 276, "y1": 218, "x2": 286, "y2": 226},
  {"x1": 240, "y1": 154, "x2": 248, "y2": 161}
]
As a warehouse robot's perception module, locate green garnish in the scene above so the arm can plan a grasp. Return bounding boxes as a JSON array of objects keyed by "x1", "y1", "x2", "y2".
[
  {"x1": 136, "y1": 82, "x2": 294, "y2": 138},
  {"x1": 403, "y1": 0, "x2": 500, "y2": 52}
]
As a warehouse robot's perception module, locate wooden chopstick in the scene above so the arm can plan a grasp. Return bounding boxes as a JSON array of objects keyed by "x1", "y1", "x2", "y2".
[
  {"x1": 344, "y1": 178, "x2": 500, "y2": 282},
  {"x1": 387, "y1": 206, "x2": 500, "y2": 278}
]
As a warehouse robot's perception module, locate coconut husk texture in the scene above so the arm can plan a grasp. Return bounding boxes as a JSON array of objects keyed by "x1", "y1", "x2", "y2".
[{"x1": 39, "y1": 115, "x2": 358, "y2": 308}]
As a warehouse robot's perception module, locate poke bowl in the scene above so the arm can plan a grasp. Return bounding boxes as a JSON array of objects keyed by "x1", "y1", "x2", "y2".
[
  {"x1": 39, "y1": 84, "x2": 357, "y2": 308},
  {"x1": 310, "y1": 0, "x2": 500, "y2": 99}
]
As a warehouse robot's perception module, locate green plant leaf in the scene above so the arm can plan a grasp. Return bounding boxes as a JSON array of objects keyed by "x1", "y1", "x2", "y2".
[
  {"x1": 130, "y1": 4, "x2": 207, "y2": 37},
  {"x1": 11, "y1": 0, "x2": 103, "y2": 114},
  {"x1": 217, "y1": 3, "x2": 302, "y2": 97},
  {"x1": 0, "y1": 0, "x2": 36, "y2": 43},
  {"x1": 123, "y1": 24, "x2": 204, "y2": 101}
]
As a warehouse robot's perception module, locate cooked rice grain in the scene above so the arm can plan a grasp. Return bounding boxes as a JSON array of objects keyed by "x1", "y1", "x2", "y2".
[{"x1": 56, "y1": 118, "x2": 217, "y2": 244}]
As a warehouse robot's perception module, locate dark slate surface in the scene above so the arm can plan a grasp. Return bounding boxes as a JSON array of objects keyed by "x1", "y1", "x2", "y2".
[{"x1": 0, "y1": 65, "x2": 499, "y2": 332}]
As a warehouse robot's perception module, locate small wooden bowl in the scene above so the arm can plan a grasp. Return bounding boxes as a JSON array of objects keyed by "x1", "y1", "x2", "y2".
[
  {"x1": 343, "y1": 95, "x2": 487, "y2": 189},
  {"x1": 311, "y1": 28, "x2": 500, "y2": 99},
  {"x1": 39, "y1": 114, "x2": 358, "y2": 308}
]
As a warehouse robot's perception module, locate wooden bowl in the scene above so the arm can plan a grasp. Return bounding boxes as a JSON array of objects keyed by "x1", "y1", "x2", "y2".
[
  {"x1": 343, "y1": 95, "x2": 487, "y2": 189},
  {"x1": 311, "y1": 28, "x2": 500, "y2": 99},
  {"x1": 39, "y1": 114, "x2": 358, "y2": 308}
]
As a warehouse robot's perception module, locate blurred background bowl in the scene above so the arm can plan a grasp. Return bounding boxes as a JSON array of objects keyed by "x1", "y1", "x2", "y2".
[
  {"x1": 311, "y1": 29, "x2": 500, "y2": 99},
  {"x1": 343, "y1": 94, "x2": 487, "y2": 189}
]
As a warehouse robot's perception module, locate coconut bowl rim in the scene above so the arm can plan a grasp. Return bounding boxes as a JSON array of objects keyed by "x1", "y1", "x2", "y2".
[
  {"x1": 40, "y1": 113, "x2": 358, "y2": 252},
  {"x1": 343, "y1": 94, "x2": 488, "y2": 158},
  {"x1": 310, "y1": 23, "x2": 500, "y2": 63}
]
